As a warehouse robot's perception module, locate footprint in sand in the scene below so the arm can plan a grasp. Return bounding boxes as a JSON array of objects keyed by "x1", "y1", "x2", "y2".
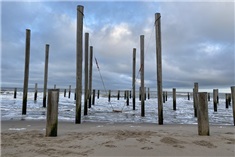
[
  {"x1": 141, "y1": 146, "x2": 153, "y2": 150},
  {"x1": 193, "y1": 140, "x2": 217, "y2": 148},
  {"x1": 105, "y1": 144, "x2": 117, "y2": 148}
]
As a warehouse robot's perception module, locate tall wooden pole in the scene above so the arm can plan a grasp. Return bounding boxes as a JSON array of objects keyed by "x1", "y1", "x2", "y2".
[
  {"x1": 155, "y1": 13, "x2": 163, "y2": 124},
  {"x1": 88, "y1": 46, "x2": 93, "y2": 108},
  {"x1": 140, "y1": 35, "x2": 145, "y2": 117},
  {"x1": 231, "y1": 86, "x2": 235, "y2": 126},
  {"x1": 193, "y1": 82, "x2": 199, "y2": 117},
  {"x1": 132, "y1": 48, "x2": 136, "y2": 110},
  {"x1": 14, "y1": 88, "x2": 17, "y2": 99},
  {"x1": 76, "y1": 5, "x2": 84, "y2": 124},
  {"x1": 22, "y1": 29, "x2": 31, "y2": 115},
  {"x1": 34, "y1": 83, "x2": 38, "y2": 101},
  {"x1": 213, "y1": 89, "x2": 217, "y2": 112},
  {"x1": 84, "y1": 32, "x2": 89, "y2": 115},
  {"x1": 173, "y1": 88, "x2": 176, "y2": 110},
  {"x1": 68, "y1": 85, "x2": 71, "y2": 98},
  {"x1": 43, "y1": 44, "x2": 49, "y2": 108}
]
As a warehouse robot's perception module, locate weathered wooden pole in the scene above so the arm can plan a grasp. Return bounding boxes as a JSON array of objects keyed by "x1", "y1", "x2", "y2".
[
  {"x1": 173, "y1": 88, "x2": 176, "y2": 110},
  {"x1": 22, "y1": 29, "x2": 31, "y2": 115},
  {"x1": 34, "y1": 83, "x2": 37, "y2": 101},
  {"x1": 84, "y1": 32, "x2": 89, "y2": 116},
  {"x1": 193, "y1": 82, "x2": 199, "y2": 117},
  {"x1": 162, "y1": 91, "x2": 164, "y2": 103},
  {"x1": 197, "y1": 92, "x2": 210, "y2": 136},
  {"x1": 46, "y1": 89, "x2": 59, "y2": 137},
  {"x1": 188, "y1": 92, "x2": 190, "y2": 100},
  {"x1": 140, "y1": 35, "x2": 145, "y2": 117},
  {"x1": 208, "y1": 93, "x2": 210, "y2": 101},
  {"x1": 213, "y1": 89, "x2": 217, "y2": 112},
  {"x1": 127, "y1": 90, "x2": 129, "y2": 106},
  {"x1": 75, "y1": 5, "x2": 84, "y2": 124},
  {"x1": 108, "y1": 90, "x2": 111, "y2": 102},
  {"x1": 97, "y1": 90, "x2": 100, "y2": 99},
  {"x1": 155, "y1": 13, "x2": 163, "y2": 124},
  {"x1": 228, "y1": 94, "x2": 231, "y2": 105},
  {"x1": 68, "y1": 85, "x2": 71, "y2": 98},
  {"x1": 148, "y1": 88, "x2": 150, "y2": 99},
  {"x1": 14, "y1": 88, "x2": 17, "y2": 99},
  {"x1": 64, "y1": 89, "x2": 66, "y2": 97},
  {"x1": 165, "y1": 91, "x2": 167, "y2": 101},
  {"x1": 92, "y1": 89, "x2": 95, "y2": 105},
  {"x1": 231, "y1": 86, "x2": 235, "y2": 126},
  {"x1": 117, "y1": 90, "x2": 120, "y2": 100},
  {"x1": 132, "y1": 48, "x2": 136, "y2": 110},
  {"x1": 225, "y1": 93, "x2": 229, "y2": 109},
  {"x1": 43, "y1": 44, "x2": 49, "y2": 108},
  {"x1": 163, "y1": 91, "x2": 165, "y2": 103},
  {"x1": 88, "y1": 46, "x2": 93, "y2": 108},
  {"x1": 124, "y1": 90, "x2": 126, "y2": 100},
  {"x1": 74, "y1": 88, "x2": 76, "y2": 100}
]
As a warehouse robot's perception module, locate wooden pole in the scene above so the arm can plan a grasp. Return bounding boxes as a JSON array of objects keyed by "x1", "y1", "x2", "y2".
[
  {"x1": 14, "y1": 88, "x2": 17, "y2": 99},
  {"x1": 155, "y1": 13, "x2": 163, "y2": 124},
  {"x1": 230, "y1": 86, "x2": 235, "y2": 126},
  {"x1": 165, "y1": 91, "x2": 167, "y2": 101},
  {"x1": 64, "y1": 89, "x2": 66, "y2": 97},
  {"x1": 208, "y1": 93, "x2": 210, "y2": 101},
  {"x1": 108, "y1": 90, "x2": 111, "y2": 102},
  {"x1": 228, "y1": 94, "x2": 231, "y2": 105},
  {"x1": 213, "y1": 89, "x2": 217, "y2": 112},
  {"x1": 148, "y1": 88, "x2": 150, "y2": 99},
  {"x1": 117, "y1": 90, "x2": 120, "y2": 100},
  {"x1": 88, "y1": 46, "x2": 93, "y2": 108},
  {"x1": 132, "y1": 48, "x2": 136, "y2": 110},
  {"x1": 217, "y1": 89, "x2": 219, "y2": 104},
  {"x1": 225, "y1": 93, "x2": 229, "y2": 109},
  {"x1": 144, "y1": 87, "x2": 146, "y2": 100},
  {"x1": 193, "y1": 82, "x2": 199, "y2": 117},
  {"x1": 188, "y1": 92, "x2": 190, "y2": 100},
  {"x1": 84, "y1": 32, "x2": 89, "y2": 116},
  {"x1": 68, "y1": 85, "x2": 71, "y2": 98},
  {"x1": 92, "y1": 89, "x2": 95, "y2": 105},
  {"x1": 124, "y1": 90, "x2": 126, "y2": 100},
  {"x1": 140, "y1": 35, "x2": 145, "y2": 117},
  {"x1": 74, "y1": 88, "x2": 76, "y2": 100},
  {"x1": 139, "y1": 87, "x2": 141, "y2": 101},
  {"x1": 97, "y1": 90, "x2": 100, "y2": 99},
  {"x1": 173, "y1": 88, "x2": 176, "y2": 110},
  {"x1": 34, "y1": 83, "x2": 37, "y2": 101},
  {"x1": 75, "y1": 5, "x2": 84, "y2": 124},
  {"x1": 43, "y1": 44, "x2": 49, "y2": 108},
  {"x1": 22, "y1": 29, "x2": 30, "y2": 115},
  {"x1": 46, "y1": 89, "x2": 59, "y2": 137},
  {"x1": 163, "y1": 91, "x2": 165, "y2": 103},
  {"x1": 197, "y1": 92, "x2": 210, "y2": 136},
  {"x1": 127, "y1": 90, "x2": 129, "y2": 106}
]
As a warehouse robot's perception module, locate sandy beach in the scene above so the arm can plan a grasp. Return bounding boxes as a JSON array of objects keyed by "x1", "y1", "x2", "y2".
[{"x1": 1, "y1": 120, "x2": 234, "y2": 157}]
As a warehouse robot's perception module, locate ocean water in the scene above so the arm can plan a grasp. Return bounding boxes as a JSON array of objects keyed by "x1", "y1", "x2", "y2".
[{"x1": 0, "y1": 88, "x2": 233, "y2": 125}]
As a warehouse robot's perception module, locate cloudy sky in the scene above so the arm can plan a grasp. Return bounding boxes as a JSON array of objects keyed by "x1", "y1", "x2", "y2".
[{"x1": 1, "y1": 0, "x2": 234, "y2": 92}]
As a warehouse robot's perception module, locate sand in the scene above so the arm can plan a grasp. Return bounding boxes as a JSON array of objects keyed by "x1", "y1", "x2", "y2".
[{"x1": 1, "y1": 120, "x2": 234, "y2": 157}]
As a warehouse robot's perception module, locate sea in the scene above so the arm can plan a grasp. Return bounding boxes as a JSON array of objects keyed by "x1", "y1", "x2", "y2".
[{"x1": 0, "y1": 87, "x2": 233, "y2": 125}]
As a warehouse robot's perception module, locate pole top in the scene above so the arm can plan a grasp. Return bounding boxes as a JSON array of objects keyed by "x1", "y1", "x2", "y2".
[{"x1": 77, "y1": 5, "x2": 84, "y2": 9}]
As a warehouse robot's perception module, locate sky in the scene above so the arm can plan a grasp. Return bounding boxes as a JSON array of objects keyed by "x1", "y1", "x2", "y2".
[{"x1": 1, "y1": 0, "x2": 234, "y2": 92}]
